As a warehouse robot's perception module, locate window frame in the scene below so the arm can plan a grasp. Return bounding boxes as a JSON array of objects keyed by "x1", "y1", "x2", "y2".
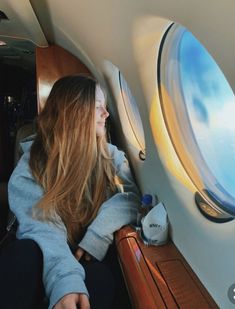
[{"x1": 158, "y1": 24, "x2": 235, "y2": 221}]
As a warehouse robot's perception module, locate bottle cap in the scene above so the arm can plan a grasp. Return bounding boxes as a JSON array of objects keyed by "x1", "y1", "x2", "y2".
[{"x1": 141, "y1": 194, "x2": 152, "y2": 205}]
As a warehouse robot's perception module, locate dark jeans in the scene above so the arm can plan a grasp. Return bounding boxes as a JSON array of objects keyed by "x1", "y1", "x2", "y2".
[
  {"x1": 0, "y1": 239, "x2": 44, "y2": 309},
  {"x1": 0, "y1": 239, "x2": 131, "y2": 309}
]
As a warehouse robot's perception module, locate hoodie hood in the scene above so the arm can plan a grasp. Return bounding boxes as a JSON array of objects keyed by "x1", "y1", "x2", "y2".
[{"x1": 20, "y1": 134, "x2": 35, "y2": 153}]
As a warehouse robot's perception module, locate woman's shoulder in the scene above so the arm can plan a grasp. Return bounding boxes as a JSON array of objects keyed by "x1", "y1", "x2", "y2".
[
  {"x1": 107, "y1": 143, "x2": 124, "y2": 156},
  {"x1": 107, "y1": 143, "x2": 127, "y2": 168}
]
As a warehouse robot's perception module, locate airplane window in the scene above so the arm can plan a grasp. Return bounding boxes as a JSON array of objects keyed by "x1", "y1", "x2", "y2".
[
  {"x1": 119, "y1": 72, "x2": 145, "y2": 152},
  {"x1": 159, "y1": 25, "x2": 235, "y2": 216}
]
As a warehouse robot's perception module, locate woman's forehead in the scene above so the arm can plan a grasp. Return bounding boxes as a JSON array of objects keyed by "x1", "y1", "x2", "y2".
[{"x1": 95, "y1": 85, "x2": 105, "y2": 103}]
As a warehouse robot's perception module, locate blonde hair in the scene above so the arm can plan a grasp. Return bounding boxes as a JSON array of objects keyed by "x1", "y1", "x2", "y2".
[{"x1": 29, "y1": 75, "x2": 116, "y2": 245}]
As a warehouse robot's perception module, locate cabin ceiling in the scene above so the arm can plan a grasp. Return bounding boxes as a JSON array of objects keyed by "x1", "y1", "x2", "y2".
[
  {"x1": 0, "y1": 0, "x2": 47, "y2": 71},
  {"x1": 0, "y1": 37, "x2": 35, "y2": 71},
  {"x1": 0, "y1": 0, "x2": 235, "y2": 92}
]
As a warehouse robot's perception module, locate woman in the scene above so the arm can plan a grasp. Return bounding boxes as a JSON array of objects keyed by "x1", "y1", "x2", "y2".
[{"x1": 1, "y1": 75, "x2": 139, "y2": 309}]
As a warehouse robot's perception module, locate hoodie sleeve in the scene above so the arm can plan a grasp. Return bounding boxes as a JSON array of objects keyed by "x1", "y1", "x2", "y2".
[
  {"x1": 79, "y1": 144, "x2": 140, "y2": 261},
  {"x1": 8, "y1": 152, "x2": 88, "y2": 309}
]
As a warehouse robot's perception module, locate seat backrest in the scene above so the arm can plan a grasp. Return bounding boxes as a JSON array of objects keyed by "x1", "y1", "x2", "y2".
[
  {"x1": 14, "y1": 123, "x2": 35, "y2": 166},
  {"x1": 0, "y1": 123, "x2": 35, "y2": 245},
  {"x1": 0, "y1": 182, "x2": 8, "y2": 240}
]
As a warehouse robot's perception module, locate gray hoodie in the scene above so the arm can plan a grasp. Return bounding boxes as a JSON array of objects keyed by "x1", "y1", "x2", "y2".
[{"x1": 8, "y1": 140, "x2": 140, "y2": 309}]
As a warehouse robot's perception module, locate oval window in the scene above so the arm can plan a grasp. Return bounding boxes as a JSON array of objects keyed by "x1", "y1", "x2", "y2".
[{"x1": 160, "y1": 25, "x2": 235, "y2": 216}]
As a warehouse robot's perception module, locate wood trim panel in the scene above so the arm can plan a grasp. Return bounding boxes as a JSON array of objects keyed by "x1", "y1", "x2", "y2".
[
  {"x1": 157, "y1": 260, "x2": 211, "y2": 308},
  {"x1": 116, "y1": 226, "x2": 218, "y2": 309},
  {"x1": 36, "y1": 45, "x2": 91, "y2": 111},
  {"x1": 118, "y1": 236, "x2": 168, "y2": 309}
]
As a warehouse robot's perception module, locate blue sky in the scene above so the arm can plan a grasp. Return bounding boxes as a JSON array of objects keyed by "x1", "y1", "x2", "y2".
[{"x1": 179, "y1": 30, "x2": 235, "y2": 209}]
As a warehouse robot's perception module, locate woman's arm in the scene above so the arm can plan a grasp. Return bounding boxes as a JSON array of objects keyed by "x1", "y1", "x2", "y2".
[
  {"x1": 8, "y1": 153, "x2": 89, "y2": 309},
  {"x1": 78, "y1": 145, "x2": 140, "y2": 261}
]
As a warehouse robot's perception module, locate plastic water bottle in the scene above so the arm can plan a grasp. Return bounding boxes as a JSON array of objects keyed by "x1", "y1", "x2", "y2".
[{"x1": 136, "y1": 194, "x2": 153, "y2": 227}]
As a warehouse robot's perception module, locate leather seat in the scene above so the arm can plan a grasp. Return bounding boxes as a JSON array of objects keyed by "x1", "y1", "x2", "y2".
[
  {"x1": 0, "y1": 122, "x2": 35, "y2": 243},
  {"x1": 14, "y1": 123, "x2": 35, "y2": 166},
  {"x1": 0, "y1": 182, "x2": 8, "y2": 240}
]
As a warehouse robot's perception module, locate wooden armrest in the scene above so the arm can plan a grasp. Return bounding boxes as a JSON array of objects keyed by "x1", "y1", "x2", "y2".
[{"x1": 115, "y1": 226, "x2": 218, "y2": 309}]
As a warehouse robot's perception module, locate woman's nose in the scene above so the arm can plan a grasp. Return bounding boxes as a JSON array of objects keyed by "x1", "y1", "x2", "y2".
[{"x1": 102, "y1": 107, "x2": 109, "y2": 118}]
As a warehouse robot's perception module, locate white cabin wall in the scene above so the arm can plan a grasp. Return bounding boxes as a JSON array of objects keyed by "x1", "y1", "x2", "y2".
[{"x1": 102, "y1": 15, "x2": 235, "y2": 308}]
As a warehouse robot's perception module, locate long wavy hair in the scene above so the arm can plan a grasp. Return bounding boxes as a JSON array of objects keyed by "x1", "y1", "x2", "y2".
[{"x1": 29, "y1": 75, "x2": 116, "y2": 245}]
